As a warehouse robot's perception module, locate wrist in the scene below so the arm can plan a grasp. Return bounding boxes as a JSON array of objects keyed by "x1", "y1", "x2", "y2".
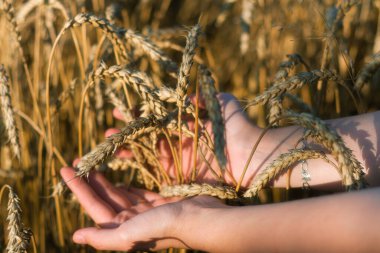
[{"x1": 173, "y1": 197, "x2": 230, "y2": 251}]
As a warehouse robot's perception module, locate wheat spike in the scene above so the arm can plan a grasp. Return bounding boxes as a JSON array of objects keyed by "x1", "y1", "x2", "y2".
[
  {"x1": 243, "y1": 149, "x2": 328, "y2": 198},
  {"x1": 0, "y1": 65, "x2": 21, "y2": 160},
  {"x1": 268, "y1": 97, "x2": 283, "y2": 127},
  {"x1": 199, "y1": 65, "x2": 227, "y2": 168},
  {"x1": 355, "y1": 52, "x2": 380, "y2": 90},
  {"x1": 122, "y1": 29, "x2": 178, "y2": 75},
  {"x1": 176, "y1": 25, "x2": 201, "y2": 105},
  {"x1": 5, "y1": 186, "x2": 32, "y2": 253},
  {"x1": 63, "y1": 13, "x2": 130, "y2": 61},
  {"x1": 246, "y1": 69, "x2": 338, "y2": 108},
  {"x1": 285, "y1": 111, "x2": 366, "y2": 189},
  {"x1": 93, "y1": 62, "x2": 168, "y2": 118},
  {"x1": 160, "y1": 183, "x2": 237, "y2": 200},
  {"x1": 76, "y1": 115, "x2": 161, "y2": 178}
]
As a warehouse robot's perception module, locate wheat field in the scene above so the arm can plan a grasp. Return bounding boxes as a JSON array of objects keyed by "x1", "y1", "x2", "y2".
[{"x1": 0, "y1": 0, "x2": 379, "y2": 252}]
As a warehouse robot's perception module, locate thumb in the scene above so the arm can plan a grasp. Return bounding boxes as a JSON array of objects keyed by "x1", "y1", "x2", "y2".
[{"x1": 73, "y1": 227, "x2": 126, "y2": 251}]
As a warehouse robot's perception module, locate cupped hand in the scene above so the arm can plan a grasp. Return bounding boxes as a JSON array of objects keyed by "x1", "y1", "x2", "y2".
[
  {"x1": 107, "y1": 93, "x2": 260, "y2": 186},
  {"x1": 60, "y1": 167, "x2": 225, "y2": 251}
]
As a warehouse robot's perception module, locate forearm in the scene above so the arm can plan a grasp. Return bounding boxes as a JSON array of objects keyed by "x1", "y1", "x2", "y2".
[
  {"x1": 246, "y1": 111, "x2": 380, "y2": 190},
  {"x1": 179, "y1": 188, "x2": 380, "y2": 253}
]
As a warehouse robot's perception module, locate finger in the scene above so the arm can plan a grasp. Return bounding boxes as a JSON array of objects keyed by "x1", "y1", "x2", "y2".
[
  {"x1": 189, "y1": 94, "x2": 206, "y2": 108},
  {"x1": 73, "y1": 226, "x2": 185, "y2": 251},
  {"x1": 128, "y1": 187, "x2": 164, "y2": 202},
  {"x1": 87, "y1": 172, "x2": 132, "y2": 212},
  {"x1": 72, "y1": 158, "x2": 80, "y2": 167},
  {"x1": 105, "y1": 128, "x2": 120, "y2": 138},
  {"x1": 73, "y1": 227, "x2": 126, "y2": 251},
  {"x1": 116, "y1": 187, "x2": 147, "y2": 205},
  {"x1": 113, "y1": 108, "x2": 127, "y2": 121},
  {"x1": 60, "y1": 167, "x2": 116, "y2": 224}
]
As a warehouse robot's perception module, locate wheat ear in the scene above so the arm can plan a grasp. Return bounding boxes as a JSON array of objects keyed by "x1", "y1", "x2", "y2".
[
  {"x1": 76, "y1": 115, "x2": 161, "y2": 178},
  {"x1": 243, "y1": 149, "x2": 328, "y2": 198},
  {"x1": 122, "y1": 29, "x2": 178, "y2": 75},
  {"x1": 199, "y1": 65, "x2": 227, "y2": 168},
  {"x1": 1, "y1": 185, "x2": 32, "y2": 253},
  {"x1": 0, "y1": 65, "x2": 21, "y2": 160},
  {"x1": 355, "y1": 52, "x2": 380, "y2": 90},
  {"x1": 285, "y1": 111, "x2": 366, "y2": 189},
  {"x1": 94, "y1": 62, "x2": 168, "y2": 118},
  {"x1": 160, "y1": 183, "x2": 237, "y2": 200},
  {"x1": 63, "y1": 13, "x2": 130, "y2": 61}
]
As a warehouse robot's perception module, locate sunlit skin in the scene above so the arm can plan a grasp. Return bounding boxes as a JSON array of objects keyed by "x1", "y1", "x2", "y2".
[{"x1": 61, "y1": 93, "x2": 380, "y2": 252}]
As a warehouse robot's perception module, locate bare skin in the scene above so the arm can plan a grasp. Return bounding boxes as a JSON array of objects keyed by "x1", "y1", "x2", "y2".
[{"x1": 61, "y1": 93, "x2": 380, "y2": 252}]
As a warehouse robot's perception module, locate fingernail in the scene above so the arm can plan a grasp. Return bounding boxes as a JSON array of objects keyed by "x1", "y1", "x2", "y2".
[{"x1": 73, "y1": 233, "x2": 85, "y2": 244}]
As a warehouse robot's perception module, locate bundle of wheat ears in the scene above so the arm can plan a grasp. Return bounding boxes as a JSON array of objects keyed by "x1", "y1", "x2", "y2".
[{"x1": 1, "y1": 0, "x2": 378, "y2": 251}]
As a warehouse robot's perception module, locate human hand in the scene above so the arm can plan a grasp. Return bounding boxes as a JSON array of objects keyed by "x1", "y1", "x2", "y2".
[
  {"x1": 107, "y1": 93, "x2": 261, "y2": 187},
  {"x1": 60, "y1": 167, "x2": 226, "y2": 251}
]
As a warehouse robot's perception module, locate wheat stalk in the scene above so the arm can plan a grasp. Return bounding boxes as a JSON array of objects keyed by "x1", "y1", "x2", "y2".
[
  {"x1": 243, "y1": 149, "x2": 329, "y2": 198},
  {"x1": 0, "y1": 65, "x2": 21, "y2": 160},
  {"x1": 160, "y1": 183, "x2": 237, "y2": 200}
]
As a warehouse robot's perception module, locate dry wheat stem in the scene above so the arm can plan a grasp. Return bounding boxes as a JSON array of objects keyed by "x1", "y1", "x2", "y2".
[
  {"x1": 199, "y1": 65, "x2": 227, "y2": 168},
  {"x1": 284, "y1": 111, "x2": 366, "y2": 189},
  {"x1": 0, "y1": 65, "x2": 21, "y2": 160},
  {"x1": 76, "y1": 115, "x2": 162, "y2": 178},
  {"x1": 160, "y1": 183, "x2": 237, "y2": 199},
  {"x1": 243, "y1": 149, "x2": 328, "y2": 198}
]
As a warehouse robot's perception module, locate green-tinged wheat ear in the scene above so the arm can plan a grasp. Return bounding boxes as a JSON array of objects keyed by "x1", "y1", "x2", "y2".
[
  {"x1": 244, "y1": 149, "x2": 328, "y2": 198},
  {"x1": 0, "y1": 65, "x2": 21, "y2": 160},
  {"x1": 160, "y1": 183, "x2": 237, "y2": 200},
  {"x1": 76, "y1": 115, "x2": 162, "y2": 178},
  {"x1": 355, "y1": 52, "x2": 380, "y2": 91},
  {"x1": 199, "y1": 65, "x2": 227, "y2": 168}
]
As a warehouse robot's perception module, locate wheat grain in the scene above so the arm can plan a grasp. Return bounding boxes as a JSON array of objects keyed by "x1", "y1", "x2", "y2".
[
  {"x1": 243, "y1": 149, "x2": 328, "y2": 198},
  {"x1": 0, "y1": 65, "x2": 21, "y2": 160},
  {"x1": 160, "y1": 183, "x2": 237, "y2": 199}
]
